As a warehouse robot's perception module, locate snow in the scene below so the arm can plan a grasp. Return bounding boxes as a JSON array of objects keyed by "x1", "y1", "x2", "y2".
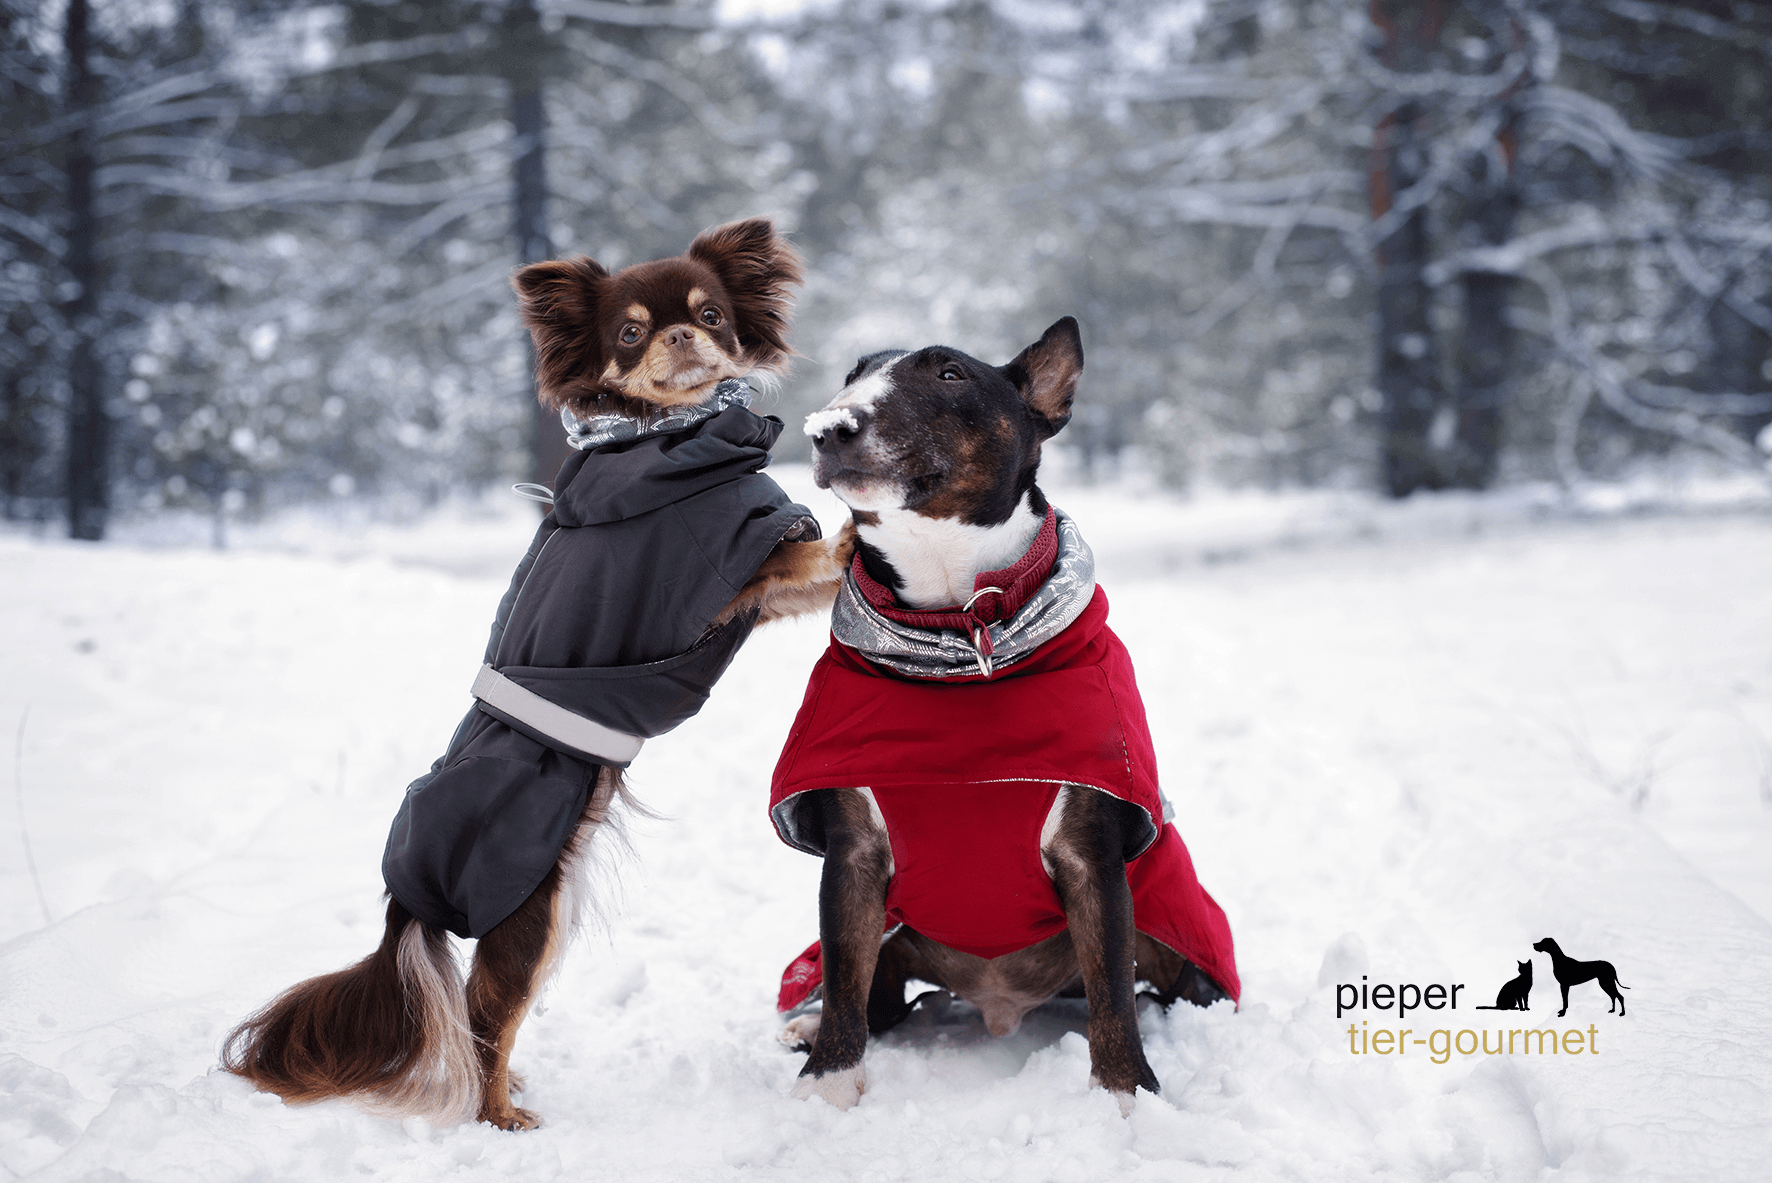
[{"x1": 3, "y1": 472, "x2": 1771, "y2": 1182}]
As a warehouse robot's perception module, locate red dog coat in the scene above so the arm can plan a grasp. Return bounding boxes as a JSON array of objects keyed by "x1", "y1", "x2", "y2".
[{"x1": 770, "y1": 511, "x2": 1240, "y2": 1009}]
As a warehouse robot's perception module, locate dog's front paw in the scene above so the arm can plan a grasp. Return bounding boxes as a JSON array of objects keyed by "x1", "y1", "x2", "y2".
[
  {"x1": 778, "y1": 1014, "x2": 821, "y2": 1053},
  {"x1": 481, "y1": 1103, "x2": 543, "y2": 1131},
  {"x1": 830, "y1": 519, "x2": 859, "y2": 567},
  {"x1": 718, "y1": 532, "x2": 851, "y2": 627},
  {"x1": 790, "y1": 1064, "x2": 865, "y2": 1109},
  {"x1": 1089, "y1": 1073, "x2": 1154, "y2": 1118}
]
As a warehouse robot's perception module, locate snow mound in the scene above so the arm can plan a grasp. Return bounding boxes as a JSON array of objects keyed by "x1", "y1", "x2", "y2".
[{"x1": 3, "y1": 485, "x2": 1770, "y2": 1181}]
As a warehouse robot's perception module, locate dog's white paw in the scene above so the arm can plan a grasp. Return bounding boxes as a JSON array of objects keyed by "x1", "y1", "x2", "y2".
[
  {"x1": 790, "y1": 1064, "x2": 865, "y2": 1109},
  {"x1": 778, "y1": 1014, "x2": 821, "y2": 1052},
  {"x1": 1089, "y1": 1075, "x2": 1140, "y2": 1117}
]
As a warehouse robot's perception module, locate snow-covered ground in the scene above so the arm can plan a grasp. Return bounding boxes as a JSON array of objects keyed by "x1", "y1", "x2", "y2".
[{"x1": 3, "y1": 471, "x2": 1770, "y2": 1182}]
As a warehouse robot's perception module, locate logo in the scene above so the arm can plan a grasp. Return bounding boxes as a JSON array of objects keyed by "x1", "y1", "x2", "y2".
[
  {"x1": 1531, "y1": 937, "x2": 1629, "y2": 1017},
  {"x1": 1336, "y1": 935, "x2": 1628, "y2": 1064},
  {"x1": 1474, "y1": 959, "x2": 1532, "y2": 1011}
]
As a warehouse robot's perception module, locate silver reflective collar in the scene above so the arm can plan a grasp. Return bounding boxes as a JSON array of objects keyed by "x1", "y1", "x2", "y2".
[
  {"x1": 831, "y1": 509, "x2": 1097, "y2": 680},
  {"x1": 562, "y1": 378, "x2": 753, "y2": 450}
]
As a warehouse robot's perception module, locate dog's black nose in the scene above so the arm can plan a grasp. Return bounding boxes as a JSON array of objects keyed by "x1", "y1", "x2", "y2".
[
  {"x1": 810, "y1": 422, "x2": 856, "y2": 451},
  {"x1": 807, "y1": 408, "x2": 867, "y2": 454}
]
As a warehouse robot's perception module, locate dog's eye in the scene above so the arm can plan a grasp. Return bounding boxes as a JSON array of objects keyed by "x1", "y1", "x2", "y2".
[
  {"x1": 620, "y1": 323, "x2": 644, "y2": 345},
  {"x1": 700, "y1": 307, "x2": 723, "y2": 327},
  {"x1": 939, "y1": 365, "x2": 964, "y2": 381}
]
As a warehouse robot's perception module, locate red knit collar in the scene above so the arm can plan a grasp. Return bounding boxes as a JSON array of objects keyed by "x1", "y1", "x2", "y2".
[{"x1": 851, "y1": 507, "x2": 1059, "y2": 633}]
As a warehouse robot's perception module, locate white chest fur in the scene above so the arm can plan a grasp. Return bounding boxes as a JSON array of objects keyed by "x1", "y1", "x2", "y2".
[{"x1": 857, "y1": 494, "x2": 1043, "y2": 609}]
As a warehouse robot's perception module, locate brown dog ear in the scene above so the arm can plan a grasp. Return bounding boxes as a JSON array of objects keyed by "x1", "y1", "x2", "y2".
[
  {"x1": 512, "y1": 256, "x2": 610, "y2": 411},
  {"x1": 687, "y1": 218, "x2": 804, "y2": 375},
  {"x1": 999, "y1": 317, "x2": 1083, "y2": 437}
]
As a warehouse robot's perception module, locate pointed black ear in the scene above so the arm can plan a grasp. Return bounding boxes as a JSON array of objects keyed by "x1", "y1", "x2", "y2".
[
  {"x1": 687, "y1": 217, "x2": 804, "y2": 374},
  {"x1": 511, "y1": 256, "x2": 610, "y2": 411},
  {"x1": 998, "y1": 316, "x2": 1083, "y2": 438}
]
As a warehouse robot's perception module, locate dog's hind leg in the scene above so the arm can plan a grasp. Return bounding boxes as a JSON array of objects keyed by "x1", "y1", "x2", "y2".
[
  {"x1": 793, "y1": 788, "x2": 892, "y2": 1110},
  {"x1": 781, "y1": 928, "x2": 932, "y2": 1053},
  {"x1": 466, "y1": 770, "x2": 619, "y2": 1130},
  {"x1": 1134, "y1": 934, "x2": 1228, "y2": 1010},
  {"x1": 467, "y1": 864, "x2": 563, "y2": 1130},
  {"x1": 1604, "y1": 970, "x2": 1626, "y2": 1015},
  {"x1": 867, "y1": 930, "x2": 920, "y2": 1035},
  {"x1": 1047, "y1": 789, "x2": 1161, "y2": 1110}
]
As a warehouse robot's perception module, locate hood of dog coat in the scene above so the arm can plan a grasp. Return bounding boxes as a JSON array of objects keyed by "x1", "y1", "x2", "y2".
[{"x1": 548, "y1": 403, "x2": 788, "y2": 528}]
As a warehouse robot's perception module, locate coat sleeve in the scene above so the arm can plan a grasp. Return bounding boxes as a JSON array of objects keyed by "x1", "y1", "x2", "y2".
[{"x1": 674, "y1": 472, "x2": 820, "y2": 615}]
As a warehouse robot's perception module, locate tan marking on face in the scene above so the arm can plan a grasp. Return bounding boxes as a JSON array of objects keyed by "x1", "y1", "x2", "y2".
[
  {"x1": 616, "y1": 332, "x2": 745, "y2": 407},
  {"x1": 913, "y1": 418, "x2": 1014, "y2": 521},
  {"x1": 687, "y1": 287, "x2": 708, "y2": 309},
  {"x1": 624, "y1": 304, "x2": 651, "y2": 324}
]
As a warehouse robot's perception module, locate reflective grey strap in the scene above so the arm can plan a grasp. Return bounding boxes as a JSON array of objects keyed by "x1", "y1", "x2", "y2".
[{"x1": 470, "y1": 664, "x2": 645, "y2": 765}]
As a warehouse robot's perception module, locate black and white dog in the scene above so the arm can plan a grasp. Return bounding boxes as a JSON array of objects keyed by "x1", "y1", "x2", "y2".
[{"x1": 767, "y1": 318, "x2": 1240, "y2": 1112}]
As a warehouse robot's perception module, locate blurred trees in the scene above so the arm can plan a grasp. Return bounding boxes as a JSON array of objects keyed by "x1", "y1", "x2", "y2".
[
  {"x1": 0, "y1": 3, "x2": 60, "y2": 520},
  {"x1": 3, "y1": 0, "x2": 349, "y2": 538},
  {"x1": 2, "y1": 0, "x2": 1768, "y2": 540},
  {"x1": 980, "y1": 0, "x2": 1772, "y2": 491},
  {"x1": 1514, "y1": 0, "x2": 1772, "y2": 480}
]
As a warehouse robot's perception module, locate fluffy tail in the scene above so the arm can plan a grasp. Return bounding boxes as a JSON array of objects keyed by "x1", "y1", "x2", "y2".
[{"x1": 220, "y1": 897, "x2": 481, "y2": 1125}]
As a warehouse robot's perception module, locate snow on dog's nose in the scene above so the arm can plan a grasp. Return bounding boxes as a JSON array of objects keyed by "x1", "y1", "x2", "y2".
[
  {"x1": 803, "y1": 358, "x2": 897, "y2": 451},
  {"x1": 804, "y1": 404, "x2": 867, "y2": 454},
  {"x1": 804, "y1": 355, "x2": 909, "y2": 509}
]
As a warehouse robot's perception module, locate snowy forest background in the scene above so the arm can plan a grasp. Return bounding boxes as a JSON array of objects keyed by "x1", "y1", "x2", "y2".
[
  {"x1": 3, "y1": 0, "x2": 1772, "y2": 542},
  {"x1": 5, "y1": 4, "x2": 1772, "y2": 1175}
]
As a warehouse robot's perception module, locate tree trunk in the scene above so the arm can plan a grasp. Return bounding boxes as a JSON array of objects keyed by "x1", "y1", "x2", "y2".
[
  {"x1": 2, "y1": 375, "x2": 21, "y2": 519},
  {"x1": 1370, "y1": 0, "x2": 1447, "y2": 498},
  {"x1": 1373, "y1": 100, "x2": 1444, "y2": 498},
  {"x1": 1449, "y1": 118, "x2": 1518, "y2": 490},
  {"x1": 505, "y1": 0, "x2": 569, "y2": 491},
  {"x1": 63, "y1": 0, "x2": 106, "y2": 540}
]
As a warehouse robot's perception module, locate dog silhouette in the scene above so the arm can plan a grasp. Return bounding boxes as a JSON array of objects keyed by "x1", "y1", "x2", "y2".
[
  {"x1": 1534, "y1": 937, "x2": 1628, "y2": 1017},
  {"x1": 1475, "y1": 959, "x2": 1533, "y2": 1010}
]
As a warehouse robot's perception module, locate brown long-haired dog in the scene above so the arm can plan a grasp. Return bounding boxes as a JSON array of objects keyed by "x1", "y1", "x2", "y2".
[{"x1": 222, "y1": 218, "x2": 850, "y2": 1130}]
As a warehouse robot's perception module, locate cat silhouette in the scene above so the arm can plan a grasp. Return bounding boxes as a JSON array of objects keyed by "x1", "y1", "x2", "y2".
[{"x1": 1475, "y1": 960, "x2": 1532, "y2": 1010}]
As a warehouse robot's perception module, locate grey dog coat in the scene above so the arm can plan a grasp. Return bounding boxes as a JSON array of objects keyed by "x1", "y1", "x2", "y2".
[{"x1": 381, "y1": 404, "x2": 817, "y2": 938}]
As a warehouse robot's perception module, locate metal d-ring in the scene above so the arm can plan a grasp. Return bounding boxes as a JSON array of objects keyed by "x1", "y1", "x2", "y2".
[
  {"x1": 962, "y1": 585, "x2": 1003, "y2": 678},
  {"x1": 967, "y1": 629, "x2": 994, "y2": 678},
  {"x1": 962, "y1": 585, "x2": 1004, "y2": 613}
]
